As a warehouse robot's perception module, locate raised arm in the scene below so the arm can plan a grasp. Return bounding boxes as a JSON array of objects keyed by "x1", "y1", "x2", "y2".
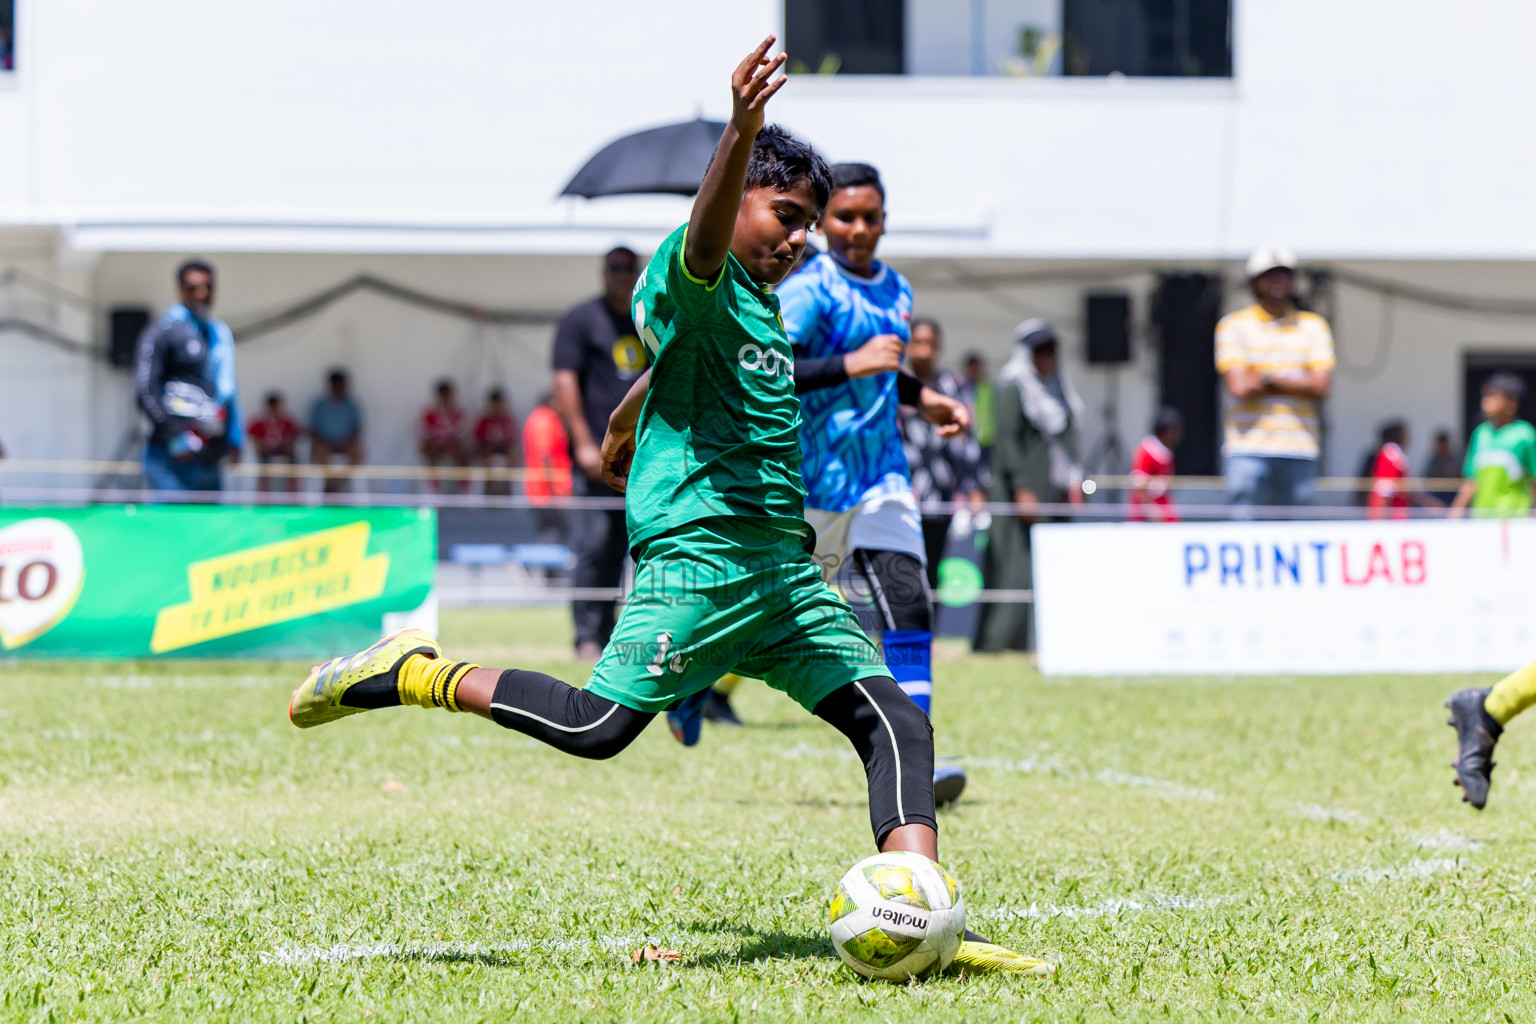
[{"x1": 683, "y1": 36, "x2": 788, "y2": 282}]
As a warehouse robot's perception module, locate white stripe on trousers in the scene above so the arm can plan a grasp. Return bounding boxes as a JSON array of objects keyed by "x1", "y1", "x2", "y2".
[{"x1": 854, "y1": 679, "x2": 905, "y2": 827}]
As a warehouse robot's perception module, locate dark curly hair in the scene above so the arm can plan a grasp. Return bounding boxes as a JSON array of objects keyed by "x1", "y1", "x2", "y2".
[{"x1": 739, "y1": 124, "x2": 834, "y2": 213}]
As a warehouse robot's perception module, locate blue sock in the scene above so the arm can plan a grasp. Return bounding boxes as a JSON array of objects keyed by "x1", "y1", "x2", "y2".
[{"x1": 882, "y1": 629, "x2": 933, "y2": 717}]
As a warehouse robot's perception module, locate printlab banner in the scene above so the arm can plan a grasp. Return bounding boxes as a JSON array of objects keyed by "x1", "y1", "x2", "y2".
[
  {"x1": 0, "y1": 506, "x2": 436, "y2": 658},
  {"x1": 1032, "y1": 519, "x2": 1536, "y2": 675}
]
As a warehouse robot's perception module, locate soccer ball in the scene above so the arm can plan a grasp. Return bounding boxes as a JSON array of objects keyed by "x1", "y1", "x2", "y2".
[{"x1": 828, "y1": 851, "x2": 966, "y2": 981}]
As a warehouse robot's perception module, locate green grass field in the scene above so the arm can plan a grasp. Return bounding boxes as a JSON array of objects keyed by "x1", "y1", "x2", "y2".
[{"x1": 3, "y1": 607, "x2": 1534, "y2": 1022}]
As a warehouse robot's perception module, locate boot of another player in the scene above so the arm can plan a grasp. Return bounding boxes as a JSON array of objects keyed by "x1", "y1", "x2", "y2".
[{"x1": 1446, "y1": 687, "x2": 1502, "y2": 810}]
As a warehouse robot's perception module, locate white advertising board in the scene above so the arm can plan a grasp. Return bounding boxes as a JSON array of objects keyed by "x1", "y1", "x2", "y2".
[{"x1": 1032, "y1": 519, "x2": 1536, "y2": 675}]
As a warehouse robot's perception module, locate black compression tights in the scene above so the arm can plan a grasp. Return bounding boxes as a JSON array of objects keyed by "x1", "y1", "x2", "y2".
[{"x1": 488, "y1": 670, "x2": 936, "y2": 843}]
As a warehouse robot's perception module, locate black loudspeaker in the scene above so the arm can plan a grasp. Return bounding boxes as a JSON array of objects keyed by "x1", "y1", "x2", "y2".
[
  {"x1": 1153, "y1": 274, "x2": 1224, "y2": 476},
  {"x1": 109, "y1": 307, "x2": 151, "y2": 369},
  {"x1": 1085, "y1": 292, "x2": 1131, "y2": 364}
]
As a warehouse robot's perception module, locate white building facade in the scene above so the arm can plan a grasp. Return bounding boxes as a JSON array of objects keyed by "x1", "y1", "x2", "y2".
[{"x1": 3, "y1": 0, "x2": 1536, "y2": 478}]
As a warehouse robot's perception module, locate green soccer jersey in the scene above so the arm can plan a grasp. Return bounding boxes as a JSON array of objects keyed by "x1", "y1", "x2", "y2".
[
  {"x1": 626, "y1": 224, "x2": 807, "y2": 549},
  {"x1": 1464, "y1": 418, "x2": 1536, "y2": 514}
]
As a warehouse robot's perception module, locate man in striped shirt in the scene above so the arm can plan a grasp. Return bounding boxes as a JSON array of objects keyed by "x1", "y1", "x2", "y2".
[{"x1": 1215, "y1": 246, "x2": 1335, "y2": 509}]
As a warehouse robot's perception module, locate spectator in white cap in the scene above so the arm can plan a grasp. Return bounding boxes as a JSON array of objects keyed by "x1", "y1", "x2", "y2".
[{"x1": 1214, "y1": 246, "x2": 1336, "y2": 510}]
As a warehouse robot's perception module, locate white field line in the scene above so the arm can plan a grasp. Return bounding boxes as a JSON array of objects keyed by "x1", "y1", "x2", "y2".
[
  {"x1": 84, "y1": 675, "x2": 275, "y2": 691},
  {"x1": 1294, "y1": 803, "x2": 1370, "y2": 826},
  {"x1": 1332, "y1": 858, "x2": 1466, "y2": 884},
  {"x1": 39, "y1": 729, "x2": 107, "y2": 741},
  {"x1": 978, "y1": 893, "x2": 1235, "y2": 922},
  {"x1": 260, "y1": 934, "x2": 667, "y2": 966},
  {"x1": 1408, "y1": 831, "x2": 1484, "y2": 852},
  {"x1": 964, "y1": 756, "x2": 1220, "y2": 802},
  {"x1": 781, "y1": 744, "x2": 1219, "y2": 802},
  {"x1": 1039, "y1": 677, "x2": 1296, "y2": 688},
  {"x1": 36, "y1": 729, "x2": 269, "y2": 744},
  {"x1": 980, "y1": 858, "x2": 1471, "y2": 925}
]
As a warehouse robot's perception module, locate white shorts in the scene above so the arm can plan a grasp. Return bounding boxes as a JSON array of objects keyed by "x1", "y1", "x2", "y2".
[{"x1": 806, "y1": 490, "x2": 926, "y2": 577}]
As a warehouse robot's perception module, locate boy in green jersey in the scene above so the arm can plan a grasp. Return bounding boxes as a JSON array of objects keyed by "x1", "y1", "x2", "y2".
[
  {"x1": 1444, "y1": 373, "x2": 1536, "y2": 808},
  {"x1": 1450, "y1": 372, "x2": 1536, "y2": 518},
  {"x1": 286, "y1": 36, "x2": 1050, "y2": 977}
]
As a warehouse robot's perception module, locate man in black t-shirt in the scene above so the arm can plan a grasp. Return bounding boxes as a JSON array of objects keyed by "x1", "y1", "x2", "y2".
[{"x1": 551, "y1": 246, "x2": 644, "y2": 659}]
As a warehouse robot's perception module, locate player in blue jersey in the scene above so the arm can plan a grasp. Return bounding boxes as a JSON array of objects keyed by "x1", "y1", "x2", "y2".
[
  {"x1": 786, "y1": 162, "x2": 972, "y2": 806},
  {"x1": 671, "y1": 163, "x2": 974, "y2": 806}
]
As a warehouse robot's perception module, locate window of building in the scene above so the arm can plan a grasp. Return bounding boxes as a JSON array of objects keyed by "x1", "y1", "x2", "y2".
[
  {"x1": 785, "y1": 0, "x2": 1229, "y2": 78},
  {"x1": 1063, "y1": 0, "x2": 1232, "y2": 77},
  {"x1": 1, "y1": 0, "x2": 14, "y2": 72},
  {"x1": 785, "y1": 0, "x2": 905, "y2": 75}
]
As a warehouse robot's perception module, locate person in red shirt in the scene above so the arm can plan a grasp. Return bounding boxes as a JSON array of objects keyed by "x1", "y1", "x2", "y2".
[
  {"x1": 247, "y1": 391, "x2": 301, "y2": 494},
  {"x1": 522, "y1": 392, "x2": 573, "y2": 541},
  {"x1": 1367, "y1": 420, "x2": 1445, "y2": 519},
  {"x1": 419, "y1": 379, "x2": 469, "y2": 494},
  {"x1": 1129, "y1": 407, "x2": 1182, "y2": 522},
  {"x1": 474, "y1": 388, "x2": 518, "y2": 496}
]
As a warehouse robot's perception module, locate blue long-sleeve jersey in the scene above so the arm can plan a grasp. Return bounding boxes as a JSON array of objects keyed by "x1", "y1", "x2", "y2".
[{"x1": 779, "y1": 253, "x2": 914, "y2": 513}]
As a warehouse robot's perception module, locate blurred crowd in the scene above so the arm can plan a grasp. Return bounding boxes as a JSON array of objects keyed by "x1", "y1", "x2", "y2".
[
  {"x1": 113, "y1": 248, "x2": 1535, "y2": 657},
  {"x1": 242, "y1": 373, "x2": 573, "y2": 507},
  {"x1": 129, "y1": 251, "x2": 1523, "y2": 532}
]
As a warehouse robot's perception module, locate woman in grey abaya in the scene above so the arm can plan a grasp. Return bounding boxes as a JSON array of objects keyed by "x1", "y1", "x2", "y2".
[{"x1": 974, "y1": 319, "x2": 1084, "y2": 653}]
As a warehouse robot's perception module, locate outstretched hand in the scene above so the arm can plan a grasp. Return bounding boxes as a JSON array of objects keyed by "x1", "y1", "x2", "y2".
[
  {"x1": 730, "y1": 36, "x2": 789, "y2": 136},
  {"x1": 918, "y1": 387, "x2": 971, "y2": 438}
]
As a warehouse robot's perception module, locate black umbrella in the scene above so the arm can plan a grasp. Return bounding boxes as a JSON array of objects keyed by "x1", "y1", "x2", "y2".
[{"x1": 561, "y1": 118, "x2": 726, "y2": 198}]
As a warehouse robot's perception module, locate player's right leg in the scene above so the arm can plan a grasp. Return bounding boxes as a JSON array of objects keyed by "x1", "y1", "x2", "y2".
[
  {"x1": 287, "y1": 627, "x2": 655, "y2": 758},
  {"x1": 289, "y1": 532, "x2": 742, "y2": 755},
  {"x1": 1445, "y1": 656, "x2": 1536, "y2": 808}
]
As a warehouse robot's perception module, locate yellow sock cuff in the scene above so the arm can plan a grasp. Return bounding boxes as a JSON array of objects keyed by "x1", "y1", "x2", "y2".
[
  {"x1": 1485, "y1": 656, "x2": 1536, "y2": 725},
  {"x1": 397, "y1": 655, "x2": 479, "y2": 712},
  {"x1": 713, "y1": 673, "x2": 745, "y2": 696}
]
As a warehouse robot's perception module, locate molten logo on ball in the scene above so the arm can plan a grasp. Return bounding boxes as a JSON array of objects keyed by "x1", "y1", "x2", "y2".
[{"x1": 828, "y1": 851, "x2": 966, "y2": 982}]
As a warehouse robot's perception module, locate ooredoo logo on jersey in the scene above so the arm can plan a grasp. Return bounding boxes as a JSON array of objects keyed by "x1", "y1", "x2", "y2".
[{"x1": 738, "y1": 343, "x2": 788, "y2": 377}]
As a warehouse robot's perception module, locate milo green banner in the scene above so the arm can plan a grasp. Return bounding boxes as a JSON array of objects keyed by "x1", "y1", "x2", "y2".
[{"x1": 0, "y1": 506, "x2": 436, "y2": 658}]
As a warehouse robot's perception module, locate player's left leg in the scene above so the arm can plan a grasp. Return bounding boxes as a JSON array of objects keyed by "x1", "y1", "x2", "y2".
[{"x1": 1445, "y1": 656, "x2": 1536, "y2": 808}]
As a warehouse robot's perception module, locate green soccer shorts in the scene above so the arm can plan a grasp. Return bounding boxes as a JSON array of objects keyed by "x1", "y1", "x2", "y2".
[{"x1": 584, "y1": 517, "x2": 889, "y2": 714}]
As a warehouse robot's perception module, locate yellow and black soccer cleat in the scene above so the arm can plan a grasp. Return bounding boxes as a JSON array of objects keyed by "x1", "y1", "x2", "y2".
[
  {"x1": 288, "y1": 628, "x2": 441, "y2": 729},
  {"x1": 951, "y1": 938, "x2": 1055, "y2": 978}
]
